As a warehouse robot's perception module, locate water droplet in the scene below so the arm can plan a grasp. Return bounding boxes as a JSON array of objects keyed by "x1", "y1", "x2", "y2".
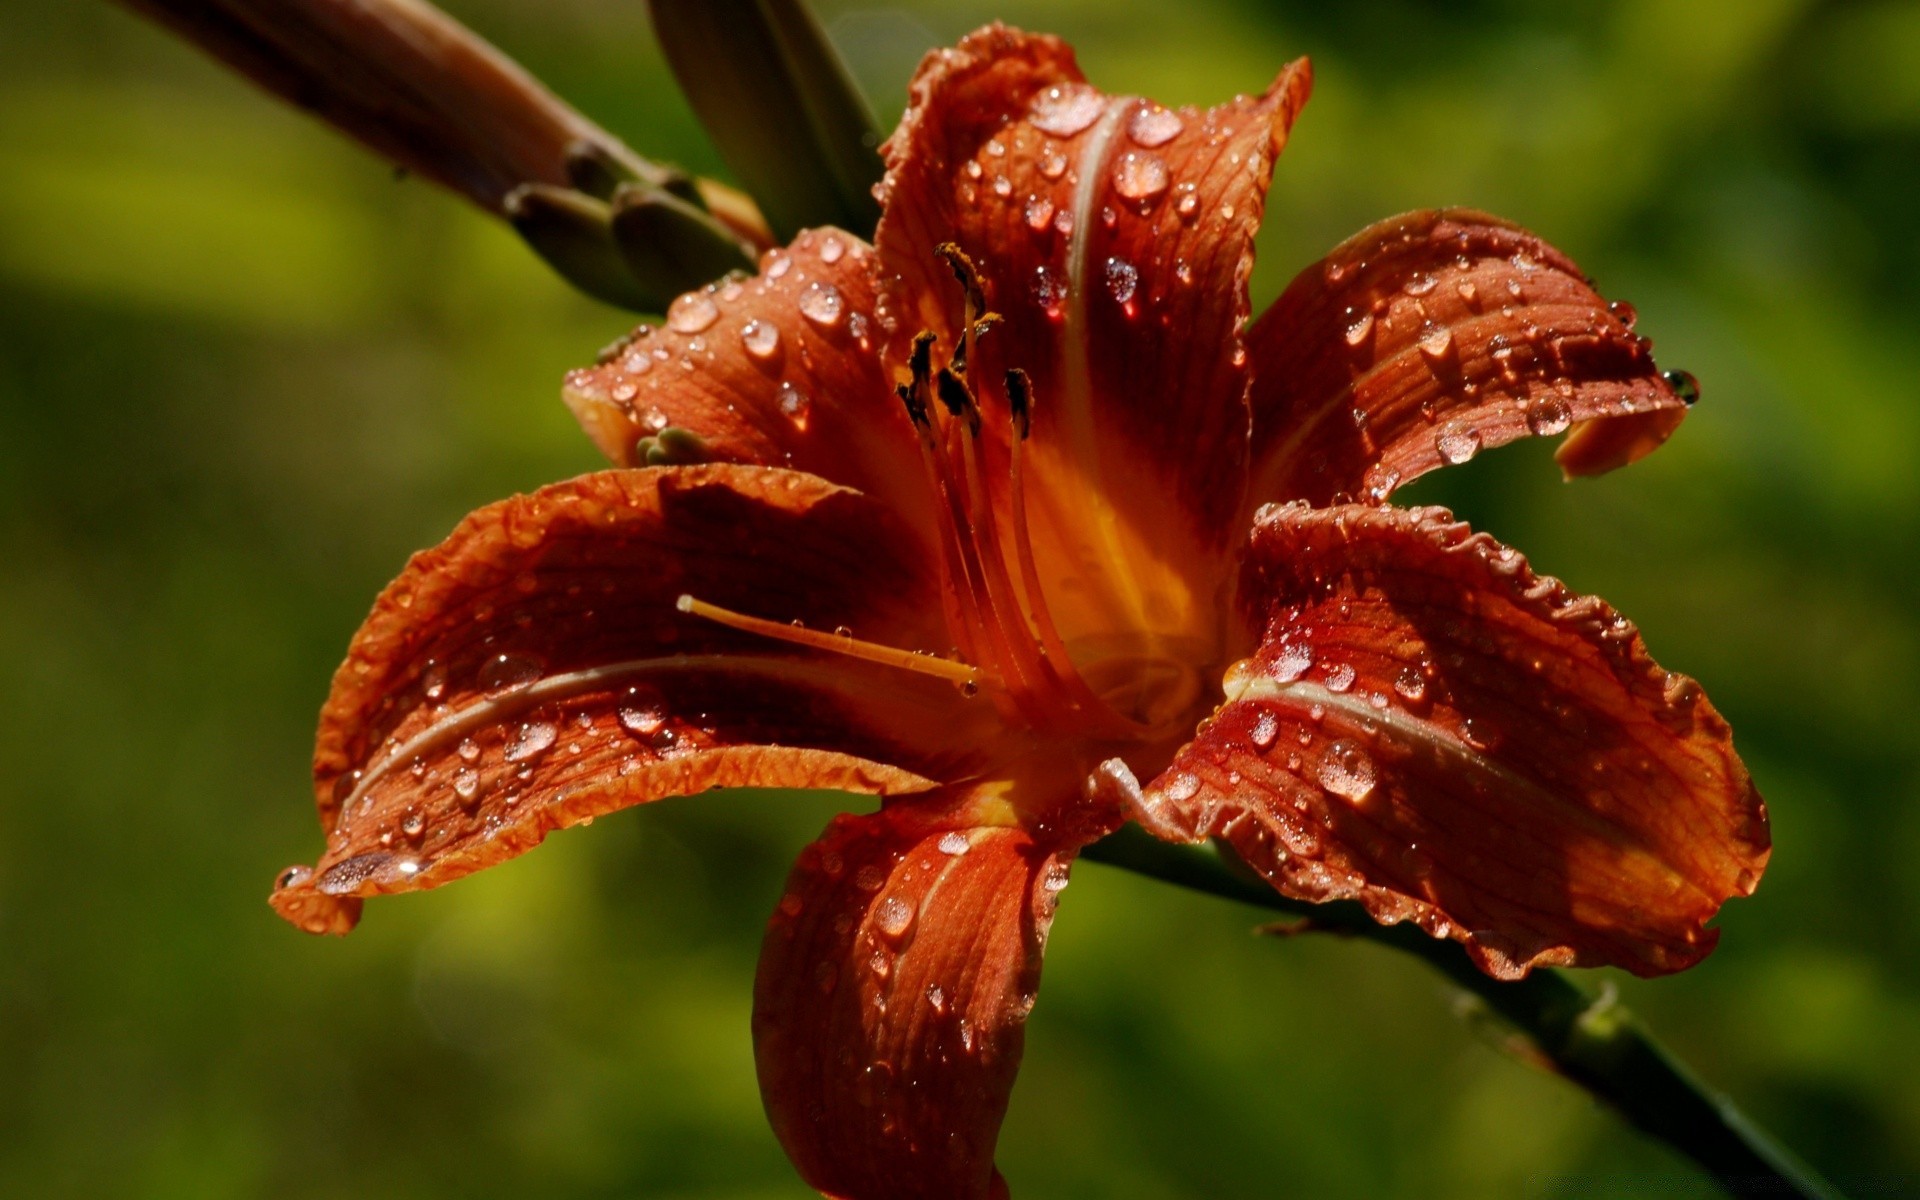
[
  {"x1": 1393, "y1": 668, "x2": 1428, "y2": 703},
  {"x1": 617, "y1": 690, "x2": 668, "y2": 738},
  {"x1": 1103, "y1": 256, "x2": 1138, "y2": 304},
  {"x1": 991, "y1": 174, "x2": 1012, "y2": 197},
  {"x1": 1039, "y1": 150, "x2": 1068, "y2": 179},
  {"x1": 798, "y1": 281, "x2": 844, "y2": 327},
  {"x1": 1607, "y1": 298, "x2": 1637, "y2": 327},
  {"x1": 874, "y1": 895, "x2": 915, "y2": 939},
  {"x1": 1032, "y1": 265, "x2": 1067, "y2": 315},
  {"x1": 818, "y1": 234, "x2": 845, "y2": 264},
  {"x1": 1128, "y1": 104, "x2": 1184, "y2": 147},
  {"x1": 1024, "y1": 194, "x2": 1056, "y2": 232},
  {"x1": 1250, "y1": 710, "x2": 1279, "y2": 749},
  {"x1": 667, "y1": 292, "x2": 719, "y2": 334},
  {"x1": 1053, "y1": 209, "x2": 1074, "y2": 235},
  {"x1": 925, "y1": 984, "x2": 947, "y2": 1013},
  {"x1": 1404, "y1": 272, "x2": 1438, "y2": 296},
  {"x1": 401, "y1": 811, "x2": 426, "y2": 839},
  {"x1": 317, "y1": 851, "x2": 391, "y2": 895},
  {"x1": 274, "y1": 865, "x2": 312, "y2": 890},
  {"x1": 1663, "y1": 368, "x2": 1700, "y2": 405},
  {"x1": 1273, "y1": 642, "x2": 1313, "y2": 682},
  {"x1": 1343, "y1": 311, "x2": 1374, "y2": 346},
  {"x1": 640, "y1": 406, "x2": 669, "y2": 433},
  {"x1": 1041, "y1": 861, "x2": 1072, "y2": 892},
  {"x1": 777, "y1": 382, "x2": 811, "y2": 424},
  {"x1": 854, "y1": 864, "x2": 887, "y2": 891},
  {"x1": 452, "y1": 769, "x2": 480, "y2": 802},
  {"x1": 478, "y1": 652, "x2": 543, "y2": 692},
  {"x1": 740, "y1": 318, "x2": 780, "y2": 359},
  {"x1": 763, "y1": 250, "x2": 792, "y2": 280},
  {"x1": 937, "y1": 831, "x2": 972, "y2": 856},
  {"x1": 1174, "y1": 259, "x2": 1194, "y2": 285},
  {"x1": 1174, "y1": 182, "x2": 1200, "y2": 221},
  {"x1": 1029, "y1": 84, "x2": 1104, "y2": 136},
  {"x1": 504, "y1": 720, "x2": 557, "y2": 762},
  {"x1": 1111, "y1": 152, "x2": 1169, "y2": 203},
  {"x1": 1418, "y1": 324, "x2": 1454, "y2": 361},
  {"x1": 456, "y1": 737, "x2": 480, "y2": 762},
  {"x1": 1324, "y1": 663, "x2": 1356, "y2": 693},
  {"x1": 1317, "y1": 740, "x2": 1376, "y2": 802},
  {"x1": 1435, "y1": 420, "x2": 1482, "y2": 464},
  {"x1": 1526, "y1": 396, "x2": 1572, "y2": 435},
  {"x1": 1162, "y1": 772, "x2": 1201, "y2": 802}
]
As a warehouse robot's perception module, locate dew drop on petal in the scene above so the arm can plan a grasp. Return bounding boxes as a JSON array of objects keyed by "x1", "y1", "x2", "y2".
[
  {"x1": 740, "y1": 318, "x2": 780, "y2": 359},
  {"x1": 874, "y1": 895, "x2": 915, "y2": 939},
  {"x1": 1393, "y1": 667, "x2": 1428, "y2": 703},
  {"x1": 456, "y1": 737, "x2": 481, "y2": 762},
  {"x1": 1249, "y1": 710, "x2": 1280, "y2": 749},
  {"x1": 1111, "y1": 152, "x2": 1169, "y2": 203},
  {"x1": 1175, "y1": 182, "x2": 1200, "y2": 221},
  {"x1": 1436, "y1": 420, "x2": 1483, "y2": 464},
  {"x1": 1032, "y1": 265, "x2": 1067, "y2": 315},
  {"x1": 1608, "y1": 298, "x2": 1637, "y2": 327},
  {"x1": 1103, "y1": 256, "x2": 1138, "y2": 304},
  {"x1": 1039, "y1": 150, "x2": 1068, "y2": 179},
  {"x1": 797, "y1": 282, "x2": 844, "y2": 327},
  {"x1": 667, "y1": 292, "x2": 719, "y2": 334},
  {"x1": 1526, "y1": 396, "x2": 1572, "y2": 436},
  {"x1": 1024, "y1": 194, "x2": 1056, "y2": 232},
  {"x1": 1162, "y1": 772, "x2": 1201, "y2": 802},
  {"x1": 1317, "y1": 740, "x2": 1376, "y2": 802},
  {"x1": 1272, "y1": 642, "x2": 1313, "y2": 682},
  {"x1": 937, "y1": 831, "x2": 972, "y2": 857},
  {"x1": 1029, "y1": 84, "x2": 1104, "y2": 136},
  {"x1": 854, "y1": 864, "x2": 887, "y2": 891},
  {"x1": 818, "y1": 233, "x2": 845, "y2": 264},
  {"x1": 763, "y1": 250, "x2": 792, "y2": 279},
  {"x1": 778, "y1": 383, "x2": 811, "y2": 424},
  {"x1": 1324, "y1": 662, "x2": 1356, "y2": 693},
  {"x1": 1127, "y1": 104, "x2": 1184, "y2": 147},
  {"x1": 453, "y1": 769, "x2": 480, "y2": 802},
  {"x1": 478, "y1": 652, "x2": 544, "y2": 693},
  {"x1": 1344, "y1": 311, "x2": 1375, "y2": 347},
  {"x1": 1418, "y1": 324, "x2": 1454, "y2": 361},
  {"x1": 1041, "y1": 861, "x2": 1072, "y2": 893},
  {"x1": 504, "y1": 720, "x2": 557, "y2": 762}
]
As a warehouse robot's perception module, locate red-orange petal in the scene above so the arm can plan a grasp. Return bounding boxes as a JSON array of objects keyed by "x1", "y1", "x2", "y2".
[
  {"x1": 872, "y1": 24, "x2": 1311, "y2": 650},
  {"x1": 271, "y1": 465, "x2": 999, "y2": 935},
  {"x1": 754, "y1": 799, "x2": 1074, "y2": 1200},
  {"x1": 561, "y1": 229, "x2": 928, "y2": 520},
  {"x1": 1245, "y1": 209, "x2": 1690, "y2": 509},
  {"x1": 1135, "y1": 502, "x2": 1769, "y2": 979}
]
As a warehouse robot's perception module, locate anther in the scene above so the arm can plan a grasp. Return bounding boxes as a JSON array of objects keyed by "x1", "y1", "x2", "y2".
[
  {"x1": 935, "y1": 242, "x2": 987, "y2": 317},
  {"x1": 676, "y1": 594, "x2": 985, "y2": 690},
  {"x1": 1005, "y1": 368, "x2": 1033, "y2": 440},
  {"x1": 895, "y1": 382, "x2": 929, "y2": 428},
  {"x1": 936, "y1": 368, "x2": 982, "y2": 437}
]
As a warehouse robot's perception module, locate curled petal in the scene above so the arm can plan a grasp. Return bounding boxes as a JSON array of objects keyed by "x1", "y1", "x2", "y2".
[
  {"x1": 755, "y1": 800, "x2": 1075, "y2": 1200},
  {"x1": 1246, "y1": 210, "x2": 1690, "y2": 508},
  {"x1": 272, "y1": 466, "x2": 997, "y2": 934},
  {"x1": 875, "y1": 24, "x2": 1311, "y2": 653},
  {"x1": 1136, "y1": 502, "x2": 1769, "y2": 979},
  {"x1": 562, "y1": 229, "x2": 926, "y2": 517}
]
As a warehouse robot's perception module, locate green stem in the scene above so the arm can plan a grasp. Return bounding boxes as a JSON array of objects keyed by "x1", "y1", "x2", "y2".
[{"x1": 1080, "y1": 826, "x2": 1844, "y2": 1200}]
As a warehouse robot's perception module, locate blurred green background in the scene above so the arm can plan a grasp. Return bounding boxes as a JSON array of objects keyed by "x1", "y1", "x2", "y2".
[{"x1": 2, "y1": 0, "x2": 1917, "y2": 1196}]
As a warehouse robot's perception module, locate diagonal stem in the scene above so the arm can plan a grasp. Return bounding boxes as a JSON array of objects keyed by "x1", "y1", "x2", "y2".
[{"x1": 1080, "y1": 825, "x2": 1845, "y2": 1200}]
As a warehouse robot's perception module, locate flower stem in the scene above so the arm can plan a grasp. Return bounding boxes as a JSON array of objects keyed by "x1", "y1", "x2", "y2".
[{"x1": 1080, "y1": 825, "x2": 1844, "y2": 1200}]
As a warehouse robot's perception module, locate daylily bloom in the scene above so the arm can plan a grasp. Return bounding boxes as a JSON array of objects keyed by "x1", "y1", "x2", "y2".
[{"x1": 270, "y1": 25, "x2": 1770, "y2": 1199}]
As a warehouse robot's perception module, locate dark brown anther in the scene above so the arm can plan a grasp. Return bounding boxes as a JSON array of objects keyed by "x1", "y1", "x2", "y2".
[
  {"x1": 895, "y1": 381, "x2": 929, "y2": 427},
  {"x1": 1005, "y1": 368, "x2": 1033, "y2": 440},
  {"x1": 935, "y1": 242, "x2": 987, "y2": 319},
  {"x1": 909, "y1": 330, "x2": 936, "y2": 388},
  {"x1": 952, "y1": 311, "x2": 1003, "y2": 377},
  {"x1": 936, "y1": 368, "x2": 982, "y2": 437}
]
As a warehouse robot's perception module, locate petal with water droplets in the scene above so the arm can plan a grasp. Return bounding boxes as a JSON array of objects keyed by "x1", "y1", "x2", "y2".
[
  {"x1": 873, "y1": 24, "x2": 1311, "y2": 653},
  {"x1": 1245, "y1": 209, "x2": 1690, "y2": 508},
  {"x1": 271, "y1": 466, "x2": 996, "y2": 935},
  {"x1": 1137, "y1": 502, "x2": 1770, "y2": 979},
  {"x1": 562, "y1": 229, "x2": 926, "y2": 519},
  {"x1": 755, "y1": 797, "x2": 1074, "y2": 1200}
]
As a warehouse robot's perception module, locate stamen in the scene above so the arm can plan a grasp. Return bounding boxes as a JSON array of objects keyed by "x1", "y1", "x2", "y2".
[
  {"x1": 676, "y1": 594, "x2": 985, "y2": 689},
  {"x1": 936, "y1": 368, "x2": 982, "y2": 437}
]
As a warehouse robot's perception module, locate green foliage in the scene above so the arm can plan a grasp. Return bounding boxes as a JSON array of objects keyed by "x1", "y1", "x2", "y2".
[{"x1": 1, "y1": 1, "x2": 1915, "y2": 1196}]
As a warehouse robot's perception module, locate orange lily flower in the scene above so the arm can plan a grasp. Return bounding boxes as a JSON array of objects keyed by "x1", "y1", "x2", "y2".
[{"x1": 270, "y1": 25, "x2": 1770, "y2": 1199}]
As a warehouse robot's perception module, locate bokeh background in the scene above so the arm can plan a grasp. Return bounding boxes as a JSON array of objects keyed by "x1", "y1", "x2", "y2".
[{"x1": 3, "y1": 0, "x2": 1917, "y2": 1196}]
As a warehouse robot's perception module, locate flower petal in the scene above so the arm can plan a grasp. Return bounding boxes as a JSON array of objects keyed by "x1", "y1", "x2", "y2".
[
  {"x1": 561, "y1": 229, "x2": 927, "y2": 517},
  {"x1": 873, "y1": 24, "x2": 1311, "y2": 653},
  {"x1": 1135, "y1": 502, "x2": 1769, "y2": 979},
  {"x1": 754, "y1": 799, "x2": 1075, "y2": 1200},
  {"x1": 1246, "y1": 210, "x2": 1690, "y2": 508},
  {"x1": 271, "y1": 465, "x2": 999, "y2": 935}
]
